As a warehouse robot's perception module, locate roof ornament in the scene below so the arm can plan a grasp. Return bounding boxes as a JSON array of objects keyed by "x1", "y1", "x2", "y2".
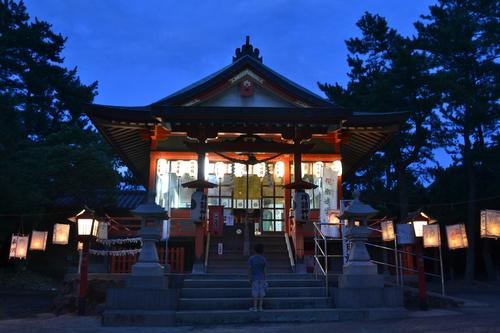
[{"x1": 233, "y1": 36, "x2": 263, "y2": 63}]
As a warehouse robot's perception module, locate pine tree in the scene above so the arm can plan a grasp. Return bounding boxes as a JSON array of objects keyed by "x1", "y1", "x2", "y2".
[
  {"x1": 0, "y1": 0, "x2": 120, "y2": 215},
  {"x1": 319, "y1": 13, "x2": 441, "y2": 219},
  {"x1": 415, "y1": 0, "x2": 499, "y2": 281}
]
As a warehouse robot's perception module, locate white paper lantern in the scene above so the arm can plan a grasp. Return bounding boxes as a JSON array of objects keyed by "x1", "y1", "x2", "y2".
[
  {"x1": 253, "y1": 163, "x2": 266, "y2": 177},
  {"x1": 30, "y1": 230, "x2": 48, "y2": 251},
  {"x1": 52, "y1": 223, "x2": 70, "y2": 245},
  {"x1": 332, "y1": 160, "x2": 342, "y2": 176},
  {"x1": 313, "y1": 162, "x2": 324, "y2": 178},
  {"x1": 234, "y1": 163, "x2": 245, "y2": 177},
  {"x1": 188, "y1": 160, "x2": 198, "y2": 178},
  {"x1": 157, "y1": 159, "x2": 169, "y2": 178},
  {"x1": 274, "y1": 161, "x2": 285, "y2": 178},
  {"x1": 9, "y1": 234, "x2": 29, "y2": 259},
  {"x1": 170, "y1": 160, "x2": 181, "y2": 177},
  {"x1": 215, "y1": 162, "x2": 226, "y2": 179},
  {"x1": 423, "y1": 224, "x2": 441, "y2": 248},
  {"x1": 97, "y1": 221, "x2": 108, "y2": 240},
  {"x1": 480, "y1": 210, "x2": 500, "y2": 239},
  {"x1": 381, "y1": 220, "x2": 395, "y2": 241},
  {"x1": 409, "y1": 220, "x2": 428, "y2": 238},
  {"x1": 446, "y1": 224, "x2": 468, "y2": 250}
]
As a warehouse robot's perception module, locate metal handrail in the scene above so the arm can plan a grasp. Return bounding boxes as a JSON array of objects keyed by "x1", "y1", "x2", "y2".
[
  {"x1": 204, "y1": 232, "x2": 211, "y2": 272},
  {"x1": 364, "y1": 226, "x2": 445, "y2": 296},
  {"x1": 313, "y1": 222, "x2": 329, "y2": 296},
  {"x1": 284, "y1": 232, "x2": 296, "y2": 272}
]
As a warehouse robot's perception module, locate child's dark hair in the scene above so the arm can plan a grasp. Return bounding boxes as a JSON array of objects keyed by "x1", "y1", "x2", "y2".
[{"x1": 254, "y1": 243, "x2": 264, "y2": 254}]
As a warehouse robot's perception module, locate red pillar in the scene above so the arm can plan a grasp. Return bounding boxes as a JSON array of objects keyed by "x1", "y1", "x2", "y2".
[
  {"x1": 78, "y1": 240, "x2": 89, "y2": 315},
  {"x1": 416, "y1": 241, "x2": 429, "y2": 310}
]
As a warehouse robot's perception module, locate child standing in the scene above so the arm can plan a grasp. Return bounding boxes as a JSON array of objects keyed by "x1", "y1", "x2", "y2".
[{"x1": 248, "y1": 243, "x2": 267, "y2": 311}]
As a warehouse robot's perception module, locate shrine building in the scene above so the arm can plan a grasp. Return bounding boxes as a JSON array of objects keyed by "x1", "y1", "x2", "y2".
[{"x1": 85, "y1": 37, "x2": 406, "y2": 274}]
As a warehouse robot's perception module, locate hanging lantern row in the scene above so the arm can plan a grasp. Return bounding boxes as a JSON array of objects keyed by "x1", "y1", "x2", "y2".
[
  {"x1": 422, "y1": 224, "x2": 441, "y2": 248},
  {"x1": 381, "y1": 220, "x2": 396, "y2": 242},
  {"x1": 30, "y1": 230, "x2": 48, "y2": 251},
  {"x1": 53, "y1": 223, "x2": 70, "y2": 245},
  {"x1": 380, "y1": 219, "x2": 469, "y2": 250},
  {"x1": 8, "y1": 208, "x2": 109, "y2": 260},
  {"x1": 480, "y1": 210, "x2": 500, "y2": 239},
  {"x1": 446, "y1": 224, "x2": 468, "y2": 250},
  {"x1": 9, "y1": 234, "x2": 29, "y2": 259}
]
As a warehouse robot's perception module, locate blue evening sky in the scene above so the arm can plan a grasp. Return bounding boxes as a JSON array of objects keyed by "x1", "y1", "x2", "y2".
[{"x1": 24, "y1": 0, "x2": 451, "y2": 168}]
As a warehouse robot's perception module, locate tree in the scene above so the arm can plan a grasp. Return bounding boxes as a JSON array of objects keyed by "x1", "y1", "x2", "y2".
[
  {"x1": 0, "y1": 1, "x2": 120, "y2": 226},
  {"x1": 415, "y1": 0, "x2": 500, "y2": 281},
  {"x1": 319, "y1": 13, "x2": 441, "y2": 219}
]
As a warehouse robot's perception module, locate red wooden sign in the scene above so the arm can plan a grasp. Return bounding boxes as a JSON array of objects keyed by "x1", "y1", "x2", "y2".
[{"x1": 209, "y1": 205, "x2": 224, "y2": 236}]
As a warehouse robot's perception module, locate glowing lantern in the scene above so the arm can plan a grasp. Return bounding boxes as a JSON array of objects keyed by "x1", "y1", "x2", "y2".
[
  {"x1": 157, "y1": 159, "x2": 169, "y2": 178},
  {"x1": 77, "y1": 241, "x2": 83, "y2": 251},
  {"x1": 301, "y1": 163, "x2": 310, "y2": 176},
  {"x1": 234, "y1": 163, "x2": 245, "y2": 177},
  {"x1": 446, "y1": 224, "x2": 468, "y2": 250},
  {"x1": 322, "y1": 211, "x2": 340, "y2": 238},
  {"x1": 30, "y1": 230, "x2": 48, "y2": 251},
  {"x1": 423, "y1": 224, "x2": 441, "y2": 248},
  {"x1": 74, "y1": 209, "x2": 99, "y2": 239},
  {"x1": 480, "y1": 210, "x2": 500, "y2": 239},
  {"x1": 189, "y1": 160, "x2": 197, "y2": 178},
  {"x1": 380, "y1": 220, "x2": 395, "y2": 241},
  {"x1": 97, "y1": 221, "x2": 108, "y2": 240},
  {"x1": 253, "y1": 163, "x2": 266, "y2": 177},
  {"x1": 332, "y1": 160, "x2": 342, "y2": 176},
  {"x1": 409, "y1": 220, "x2": 427, "y2": 238},
  {"x1": 313, "y1": 162, "x2": 324, "y2": 178},
  {"x1": 9, "y1": 234, "x2": 29, "y2": 259},
  {"x1": 215, "y1": 162, "x2": 226, "y2": 180},
  {"x1": 274, "y1": 161, "x2": 285, "y2": 178},
  {"x1": 52, "y1": 223, "x2": 70, "y2": 245},
  {"x1": 328, "y1": 211, "x2": 340, "y2": 224}
]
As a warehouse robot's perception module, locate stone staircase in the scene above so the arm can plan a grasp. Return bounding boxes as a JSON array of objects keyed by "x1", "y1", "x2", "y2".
[
  {"x1": 176, "y1": 273, "x2": 338, "y2": 324},
  {"x1": 207, "y1": 228, "x2": 292, "y2": 274}
]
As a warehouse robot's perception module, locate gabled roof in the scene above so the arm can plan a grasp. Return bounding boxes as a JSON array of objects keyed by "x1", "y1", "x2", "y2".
[
  {"x1": 152, "y1": 54, "x2": 333, "y2": 108},
  {"x1": 85, "y1": 37, "x2": 408, "y2": 186}
]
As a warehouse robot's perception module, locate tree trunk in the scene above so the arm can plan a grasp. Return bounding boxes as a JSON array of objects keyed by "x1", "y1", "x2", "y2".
[
  {"x1": 482, "y1": 238, "x2": 498, "y2": 281},
  {"x1": 396, "y1": 165, "x2": 409, "y2": 223},
  {"x1": 463, "y1": 124, "x2": 476, "y2": 282}
]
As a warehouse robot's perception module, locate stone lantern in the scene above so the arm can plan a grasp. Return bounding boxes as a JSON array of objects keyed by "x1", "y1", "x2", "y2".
[
  {"x1": 333, "y1": 190, "x2": 406, "y2": 317},
  {"x1": 104, "y1": 192, "x2": 177, "y2": 326},
  {"x1": 337, "y1": 190, "x2": 380, "y2": 287},
  {"x1": 128, "y1": 192, "x2": 169, "y2": 288}
]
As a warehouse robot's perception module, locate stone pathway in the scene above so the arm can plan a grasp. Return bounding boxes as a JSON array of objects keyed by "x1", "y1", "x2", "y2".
[{"x1": 0, "y1": 307, "x2": 498, "y2": 333}]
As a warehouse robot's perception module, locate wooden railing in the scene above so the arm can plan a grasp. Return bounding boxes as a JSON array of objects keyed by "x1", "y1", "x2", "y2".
[{"x1": 110, "y1": 247, "x2": 185, "y2": 273}]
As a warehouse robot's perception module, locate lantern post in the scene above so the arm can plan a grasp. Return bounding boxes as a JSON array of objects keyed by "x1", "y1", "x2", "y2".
[
  {"x1": 70, "y1": 208, "x2": 99, "y2": 316},
  {"x1": 406, "y1": 210, "x2": 435, "y2": 311}
]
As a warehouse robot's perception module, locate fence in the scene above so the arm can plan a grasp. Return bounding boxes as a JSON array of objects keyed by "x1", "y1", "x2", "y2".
[{"x1": 110, "y1": 247, "x2": 185, "y2": 273}]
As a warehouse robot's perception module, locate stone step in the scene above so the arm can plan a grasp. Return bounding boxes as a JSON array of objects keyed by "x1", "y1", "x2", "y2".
[
  {"x1": 103, "y1": 310, "x2": 175, "y2": 326},
  {"x1": 208, "y1": 249, "x2": 288, "y2": 254},
  {"x1": 181, "y1": 286, "x2": 327, "y2": 298},
  {"x1": 178, "y1": 296, "x2": 331, "y2": 311},
  {"x1": 209, "y1": 255, "x2": 289, "y2": 260},
  {"x1": 185, "y1": 273, "x2": 319, "y2": 280},
  {"x1": 175, "y1": 307, "x2": 408, "y2": 325},
  {"x1": 208, "y1": 268, "x2": 291, "y2": 274},
  {"x1": 183, "y1": 279, "x2": 324, "y2": 288}
]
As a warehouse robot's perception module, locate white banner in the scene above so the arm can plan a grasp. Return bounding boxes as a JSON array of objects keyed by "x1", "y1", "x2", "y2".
[{"x1": 320, "y1": 166, "x2": 339, "y2": 237}]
